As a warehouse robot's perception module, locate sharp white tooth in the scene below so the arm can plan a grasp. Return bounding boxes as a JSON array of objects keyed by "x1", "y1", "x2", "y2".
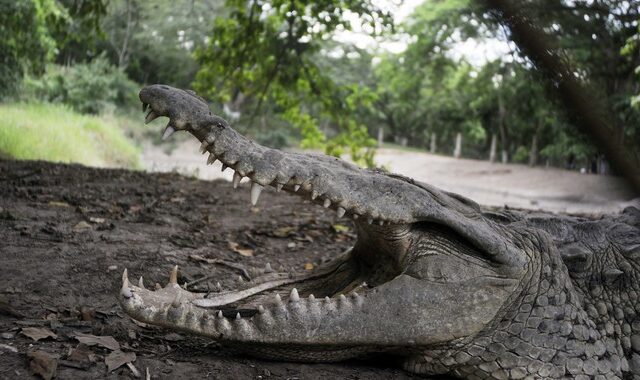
[
  {"x1": 275, "y1": 294, "x2": 282, "y2": 303},
  {"x1": 265, "y1": 263, "x2": 273, "y2": 273},
  {"x1": 367, "y1": 218, "x2": 373, "y2": 224},
  {"x1": 217, "y1": 310, "x2": 224, "y2": 319},
  {"x1": 275, "y1": 183, "x2": 283, "y2": 192},
  {"x1": 221, "y1": 164, "x2": 228, "y2": 172},
  {"x1": 323, "y1": 199, "x2": 331, "y2": 208},
  {"x1": 207, "y1": 154, "x2": 217, "y2": 165},
  {"x1": 311, "y1": 191, "x2": 319, "y2": 200},
  {"x1": 257, "y1": 305, "x2": 265, "y2": 314},
  {"x1": 294, "y1": 185, "x2": 300, "y2": 192},
  {"x1": 122, "y1": 268, "x2": 129, "y2": 287},
  {"x1": 162, "y1": 125, "x2": 175, "y2": 140},
  {"x1": 339, "y1": 294, "x2": 347, "y2": 302},
  {"x1": 236, "y1": 312, "x2": 241, "y2": 320},
  {"x1": 353, "y1": 214, "x2": 359, "y2": 220},
  {"x1": 238, "y1": 275, "x2": 243, "y2": 282},
  {"x1": 290, "y1": 288, "x2": 300, "y2": 302},
  {"x1": 138, "y1": 277, "x2": 145, "y2": 289},
  {"x1": 216, "y1": 282, "x2": 222, "y2": 290},
  {"x1": 233, "y1": 172, "x2": 242, "y2": 189},
  {"x1": 336, "y1": 207, "x2": 346, "y2": 218},
  {"x1": 145, "y1": 110, "x2": 159, "y2": 124},
  {"x1": 169, "y1": 265, "x2": 178, "y2": 285},
  {"x1": 200, "y1": 141, "x2": 209, "y2": 154},
  {"x1": 309, "y1": 294, "x2": 315, "y2": 301},
  {"x1": 250, "y1": 182, "x2": 263, "y2": 205},
  {"x1": 324, "y1": 296, "x2": 331, "y2": 302},
  {"x1": 379, "y1": 220, "x2": 384, "y2": 226},
  {"x1": 121, "y1": 286, "x2": 132, "y2": 299}
]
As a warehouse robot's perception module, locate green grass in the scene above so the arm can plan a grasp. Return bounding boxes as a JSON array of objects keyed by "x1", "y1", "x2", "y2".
[{"x1": 0, "y1": 103, "x2": 141, "y2": 168}]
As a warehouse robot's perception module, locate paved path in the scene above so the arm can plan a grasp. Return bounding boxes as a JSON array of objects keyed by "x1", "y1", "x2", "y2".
[{"x1": 141, "y1": 139, "x2": 635, "y2": 214}]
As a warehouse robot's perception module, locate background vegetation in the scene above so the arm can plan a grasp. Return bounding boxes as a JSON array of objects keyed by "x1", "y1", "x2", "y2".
[{"x1": 1, "y1": 0, "x2": 639, "y2": 171}]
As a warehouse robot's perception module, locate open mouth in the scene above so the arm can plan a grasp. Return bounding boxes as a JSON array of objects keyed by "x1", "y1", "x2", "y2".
[{"x1": 120, "y1": 85, "x2": 520, "y2": 359}]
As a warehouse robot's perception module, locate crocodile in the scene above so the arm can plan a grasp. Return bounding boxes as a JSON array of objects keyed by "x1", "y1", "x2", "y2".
[{"x1": 119, "y1": 84, "x2": 640, "y2": 379}]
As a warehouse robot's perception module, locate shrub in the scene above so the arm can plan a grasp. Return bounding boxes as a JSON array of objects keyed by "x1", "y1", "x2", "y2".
[{"x1": 22, "y1": 56, "x2": 138, "y2": 114}]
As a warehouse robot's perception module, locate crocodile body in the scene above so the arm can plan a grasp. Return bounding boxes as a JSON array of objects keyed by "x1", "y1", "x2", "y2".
[{"x1": 119, "y1": 84, "x2": 640, "y2": 379}]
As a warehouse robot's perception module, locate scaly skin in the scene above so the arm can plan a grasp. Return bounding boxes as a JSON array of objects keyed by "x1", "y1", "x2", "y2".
[{"x1": 119, "y1": 84, "x2": 640, "y2": 379}]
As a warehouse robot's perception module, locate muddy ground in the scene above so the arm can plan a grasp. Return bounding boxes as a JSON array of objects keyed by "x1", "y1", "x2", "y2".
[{"x1": 0, "y1": 160, "x2": 423, "y2": 379}]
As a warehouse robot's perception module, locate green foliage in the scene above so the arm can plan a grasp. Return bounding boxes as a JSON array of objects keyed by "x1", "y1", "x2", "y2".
[
  {"x1": 0, "y1": 0, "x2": 61, "y2": 97},
  {"x1": 22, "y1": 56, "x2": 138, "y2": 114},
  {"x1": 194, "y1": 0, "x2": 393, "y2": 167},
  {"x1": 0, "y1": 103, "x2": 140, "y2": 168}
]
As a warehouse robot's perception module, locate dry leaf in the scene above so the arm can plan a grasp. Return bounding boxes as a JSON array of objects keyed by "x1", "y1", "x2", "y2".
[
  {"x1": 228, "y1": 241, "x2": 253, "y2": 257},
  {"x1": 72, "y1": 221, "x2": 92, "y2": 232},
  {"x1": 21, "y1": 327, "x2": 57, "y2": 342},
  {"x1": 304, "y1": 263, "x2": 314, "y2": 270},
  {"x1": 89, "y1": 217, "x2": 105, "y2": 224},
  {"x1": 67, "y1": 343, "x2": 95, "y2": 363},
  {"x1": 332, "y1": 224, "x2": 349, "y2": 233},
  {"x1": 74, "y1": 332, "x2": 120, "y2": 351},
  {"x1": 105, "y1": 350, "x2": 136, "y2": 372},
  {"x1": 28, "y1": 350, "x2": 57, "y2": 380},
  {"x1": 48, "y1": 201, "x2": 70, "y2": 208},
  {"x1": 271, "y1": 226, "x2": 297, "y2": 238}
]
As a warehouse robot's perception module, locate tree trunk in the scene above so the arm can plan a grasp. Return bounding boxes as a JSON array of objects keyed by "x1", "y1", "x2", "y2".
[
  {"x1": 377, "y1": 127, "x2": 384, "y2": 147},
  {"x1": 454, "y1": 133, "x2": 462, "y2": 159},
  {"x1": 529, "y1": 133, "x2": 538, "y2": 166},
  {"x1": 498, "y1": 91, "x2": 509, "y2": 164},
  {"x1": 430, "y1": 132, "x2": 437, "y2": 154},
  {"x1": 489, "y1": 133, "x2": 497, "y2": 163}
]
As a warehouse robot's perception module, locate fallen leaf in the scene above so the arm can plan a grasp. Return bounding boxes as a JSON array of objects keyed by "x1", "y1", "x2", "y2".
[
  {"x1": 163, "y1": 333, "x2": 184, "y2": 342},
  {"x1": 228, "y1": 241, "x2": 253, "y2": 257},
  {"x1": 21, "y1": 327, "x2": 57, "y2": 342},
  {"x1": 67, "y1": 343, "x2": 95, "y2": 364},
  {"x1": 28, "y1": 350, "x2": 57, "y2": 380},
  {"x1": 127, "y1": 362, "x2": 141, "y2": 378},
  {"x1": 304, "y1": 263, "x2": 314, "y2": 270},
  {"x1": 332, "y1": 224, "x2": 350, "y2": 233},
  {"x1": 72, "y1": 221, "x2": 92, "y2": 232},
  {"x1": 105, "y1": 350, "x2": 136, "y2": 372},
  {"x1": 74, "y1": 332, "x2": 120, "y2": 351},
  {"x1": 271, "y1": 226, "x2": 297, "y2": 238},
  {"x1": 0, "y1": 344, "x2": 18, "y2": 353},
  {"x1": 89, "y1": 217, "x2": 105, "y2": 224},
  {"x1": 48, "y1": 201, "x2": 70, "y2": 208}
]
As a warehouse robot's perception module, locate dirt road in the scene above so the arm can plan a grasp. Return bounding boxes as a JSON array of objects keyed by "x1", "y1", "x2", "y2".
[{"x1": 142, "y1": 139, "x2": 635, "y2": 215}]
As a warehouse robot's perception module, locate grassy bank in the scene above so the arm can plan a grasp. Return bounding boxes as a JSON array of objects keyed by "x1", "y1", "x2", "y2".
[{"x1": 0, "y1": 103, "x2": 140, "y2": 168}]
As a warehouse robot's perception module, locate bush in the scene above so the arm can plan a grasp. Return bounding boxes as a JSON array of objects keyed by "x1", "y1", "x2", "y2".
[{"x1": 22, "y1": 56, "x2": 139, "y2": 114}]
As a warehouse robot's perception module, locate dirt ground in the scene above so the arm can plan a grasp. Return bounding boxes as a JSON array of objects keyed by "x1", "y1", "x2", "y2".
[{"x1": 0, "y1": 159, "x2": 421, "y2": 379}]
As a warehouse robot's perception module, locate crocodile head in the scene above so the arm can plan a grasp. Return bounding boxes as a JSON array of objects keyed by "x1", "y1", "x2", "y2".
[{"x1": 120, "y1": 85, "x2": 639, "y2": 378}]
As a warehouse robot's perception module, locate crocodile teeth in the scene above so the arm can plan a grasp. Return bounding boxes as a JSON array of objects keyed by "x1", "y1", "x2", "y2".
[
  {"x1": 311, "y1": 191, "x2": 319, "y2": 200},
  {"x1": 121, "y1": 286, "x2": 132, "y2": 299},
  {"x1": 250, "y1": 182, "x2": 263, "y2": 205},
  {"x1": 275, "y1": 183, "x2": 283, "y2": 192},
  {"x1": 207, "y1": 153, "x2": 217, "y2": 165},
  {"x1": 309, "y1": 294, "x2": 315, "y2": 301},
  {"x1": 337, "y1": 207, "x2": 346, "y2": 218},
  {"x1": 138, "y1": 276, "x2": 145, "y2": 289},
  {"x1": 217, "y1": 310, "x2": 224, "y2": 319},
  {"x1": 257, "y1": 305, "x2": 265, "y2": 314},
  {"x1": 235, "y1": 312, "x2": 241, "y2": 320},
  {"x1": 294, "y1": 185, "x2": 300, "y2": 192},
  {"x1": 162, "y1": 125, "x2": 175, "y2": 140},
  {"x1": 264, "y1": 262, "x2": 273, "y2": 273},
  {"x1": 200, "y1": 141, "x2": 209, "y2": 154},
  {"x1": 378, "y1": 220, "x2": 384, "y2": 226},
  {"x1": 233, "y1": 172, "x2": 242, "y2": 189},
  {"x1": 275, "y1": 294, "x2": 282, "y2": 303},
  {"x1": 353, "y1": 214, "x2": 359, "y2": 220},
  {"x1": 169, "y1": 265, "x2": 178, "y2": 285},
  {"x1": 367, "y1": 218, "x2": 373, "y2": 224},
  {"x1": 290, "y1": 288, "x2": 300, "y2": 302},
  {"x1": 122, "y1": 268, "x2": 129, "y2": 286},
  {"x1": 145, "y1": 110, "x2": 159, "y2": 124},
  {"x1": 323, "y1": 199, "x2": 331, "y2": 208}
]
